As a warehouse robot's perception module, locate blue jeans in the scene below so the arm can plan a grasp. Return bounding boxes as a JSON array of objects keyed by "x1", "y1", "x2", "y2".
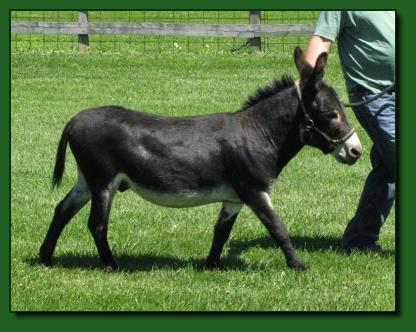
[{"x1": 341, "y1": 86, "x2": 396, "y2": 249}]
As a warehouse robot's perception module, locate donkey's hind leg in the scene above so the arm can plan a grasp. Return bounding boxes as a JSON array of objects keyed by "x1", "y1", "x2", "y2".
[
  {"x1": 205, "y1": 202, "x2": 242, "y2": 269},
  {"x1": 87, "y1": 184, "x2": 119, "y2": 272},
  {"x1": 40, "y1": 168, "x2": 91, "y2": 265}
]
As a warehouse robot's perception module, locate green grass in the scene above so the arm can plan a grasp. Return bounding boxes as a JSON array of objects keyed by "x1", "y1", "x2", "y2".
[{"x1": 11, "y1": 51, "x2": 395, "y2": 311}]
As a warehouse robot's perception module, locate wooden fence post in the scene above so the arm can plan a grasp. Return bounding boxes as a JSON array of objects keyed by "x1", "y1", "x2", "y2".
[
  {"x1": 249, "y1": 11, "x2": 261, "y2": 52},
  {"x1": 78, "y1": 11, "x2": 89, "y2": 52}
]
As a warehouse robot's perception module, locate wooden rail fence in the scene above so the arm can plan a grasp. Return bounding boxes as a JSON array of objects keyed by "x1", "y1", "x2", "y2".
[{"x1": 11, "y1": 11, "x2": 315, "y2": 52}]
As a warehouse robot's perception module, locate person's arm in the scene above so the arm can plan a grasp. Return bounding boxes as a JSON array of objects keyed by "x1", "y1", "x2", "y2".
[
  {"x1": 304, "y1": 35, "x2": 333, "y2": 67},
  {"x1": 295, "y1": 11, "x2": 340, "y2": 86}
]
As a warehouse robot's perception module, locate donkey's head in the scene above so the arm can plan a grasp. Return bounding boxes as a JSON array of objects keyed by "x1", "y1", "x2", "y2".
[{"x1": 294, "y1": 46, "x2": 362, "y2": 165}]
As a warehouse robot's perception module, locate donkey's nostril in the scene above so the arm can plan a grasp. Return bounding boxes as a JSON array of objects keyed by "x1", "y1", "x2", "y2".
[{"x1": 349, "y1": 147, "x2": 362, "y2": 158}]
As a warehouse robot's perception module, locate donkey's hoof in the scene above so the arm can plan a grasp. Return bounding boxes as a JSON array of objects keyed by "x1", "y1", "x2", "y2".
[
  {"x1": 288, "y1": 260, "x2": 308, "y2": 271},
  {"x1": 204, "y1": 260, "x2": 221, "y2": 270},
  {"x1": 39, "y1": 252, "x2": 53, "y2": 266},
  {"x1": 40, "y1": 258, "x2": 52, "y2": 267},
  {"x1": 103, "y1": 264, "x2": 119, "y2": 272}
]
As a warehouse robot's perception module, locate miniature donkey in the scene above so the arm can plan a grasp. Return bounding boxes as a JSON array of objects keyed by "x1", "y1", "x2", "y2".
[{"x1": 40, "y1": 47, "x2": 362, "y2": 271}]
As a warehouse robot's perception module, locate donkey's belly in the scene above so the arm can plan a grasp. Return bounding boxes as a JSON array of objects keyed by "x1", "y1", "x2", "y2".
[{"x1": 113, "y1": 173, "x2": 241, "y2": 208}]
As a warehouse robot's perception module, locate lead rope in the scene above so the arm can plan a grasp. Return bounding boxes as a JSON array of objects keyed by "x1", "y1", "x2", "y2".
[{"x1": 343, "y1": 82, "x2": 395, "y2": 108}]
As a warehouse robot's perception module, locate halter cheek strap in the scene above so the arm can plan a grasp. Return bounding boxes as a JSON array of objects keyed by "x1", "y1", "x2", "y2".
[{"x1": 295, "y1": 84, "x2": 356, "y2": 153}]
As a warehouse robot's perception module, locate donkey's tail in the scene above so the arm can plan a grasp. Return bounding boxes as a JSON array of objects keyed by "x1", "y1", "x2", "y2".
[{"x1": 52, "y1": 122, "x2": 71, "y2": 189}]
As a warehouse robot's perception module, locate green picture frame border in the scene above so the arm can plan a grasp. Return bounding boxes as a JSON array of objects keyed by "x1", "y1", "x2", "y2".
[{"x1": 3, "y1": 0, "x2": 413, "y2": 330}]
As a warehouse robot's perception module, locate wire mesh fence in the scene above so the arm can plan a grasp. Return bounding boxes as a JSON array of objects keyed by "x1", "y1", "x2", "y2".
[{"x1": 11, "y1": 11, "x2": 320, "y2": 53}]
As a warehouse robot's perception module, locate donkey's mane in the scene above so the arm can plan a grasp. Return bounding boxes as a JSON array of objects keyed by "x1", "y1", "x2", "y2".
[{"x1": 238, "y1": 74, "x2": 295, "y2": 112}]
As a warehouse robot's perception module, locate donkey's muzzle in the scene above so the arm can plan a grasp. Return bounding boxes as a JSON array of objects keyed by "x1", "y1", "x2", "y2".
[{"x1": 331, "y1": 132, "x2": 363, "y2": 165}]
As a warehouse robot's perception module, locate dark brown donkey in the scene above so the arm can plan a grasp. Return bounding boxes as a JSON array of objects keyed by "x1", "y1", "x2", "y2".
[{"x1": 40, "y1": 47, "x2": 362, "y2": 271}]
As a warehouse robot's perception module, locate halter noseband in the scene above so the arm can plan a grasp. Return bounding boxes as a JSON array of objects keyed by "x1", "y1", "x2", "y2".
[{"x1": 295, "y1": 85, "x2": 355, "y2": 153}]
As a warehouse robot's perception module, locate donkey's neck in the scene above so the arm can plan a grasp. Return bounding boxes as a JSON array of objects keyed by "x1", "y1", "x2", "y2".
[{"x1": 243, "y1": 86, "x2": 305, "y2": 175}]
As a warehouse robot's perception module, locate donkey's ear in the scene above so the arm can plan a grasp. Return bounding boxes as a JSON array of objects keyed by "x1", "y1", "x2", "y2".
[
  {"x1": 293, "y1": 46, "x2": 305, "y2": 74},
  {"x1": 312, "y1": 52, "x2": 328, "y2": 85},
  {"x1": 294, "y1": 46, "x2": 314, "y2": 85}
]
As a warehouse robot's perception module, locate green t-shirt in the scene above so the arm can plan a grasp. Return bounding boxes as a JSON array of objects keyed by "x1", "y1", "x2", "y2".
[{"x1": 315, "y1": 11, "x2": 395, "y2": 93}]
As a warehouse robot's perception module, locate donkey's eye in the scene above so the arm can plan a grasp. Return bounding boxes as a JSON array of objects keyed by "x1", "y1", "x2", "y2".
[{"x1": 325, "y1": 111, "x2": 339, "y2": 120}]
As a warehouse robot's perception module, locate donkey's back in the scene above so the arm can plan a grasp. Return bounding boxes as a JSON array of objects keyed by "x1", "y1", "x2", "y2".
[{"x1": 54, "y1": 106, "x2": 244, "y2": 207}]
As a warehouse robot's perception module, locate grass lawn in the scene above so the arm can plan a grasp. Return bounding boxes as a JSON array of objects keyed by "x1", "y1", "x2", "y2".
[{"x1": 11, "y1": 50, "x2": 395, "y2": 311}]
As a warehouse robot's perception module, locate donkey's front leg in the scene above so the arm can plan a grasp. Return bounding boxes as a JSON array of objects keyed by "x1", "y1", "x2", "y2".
[
  {"x1": 205, "y1": 202, "x2": 243, "y2": 269},
  {"x1": 247, "y1": 192, "x2": 306, "y2": 271}
]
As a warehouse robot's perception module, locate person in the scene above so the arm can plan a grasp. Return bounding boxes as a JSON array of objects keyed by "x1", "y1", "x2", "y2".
[{"x1": 302, "y1": 11, "x2": 395, "y2": 251}]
